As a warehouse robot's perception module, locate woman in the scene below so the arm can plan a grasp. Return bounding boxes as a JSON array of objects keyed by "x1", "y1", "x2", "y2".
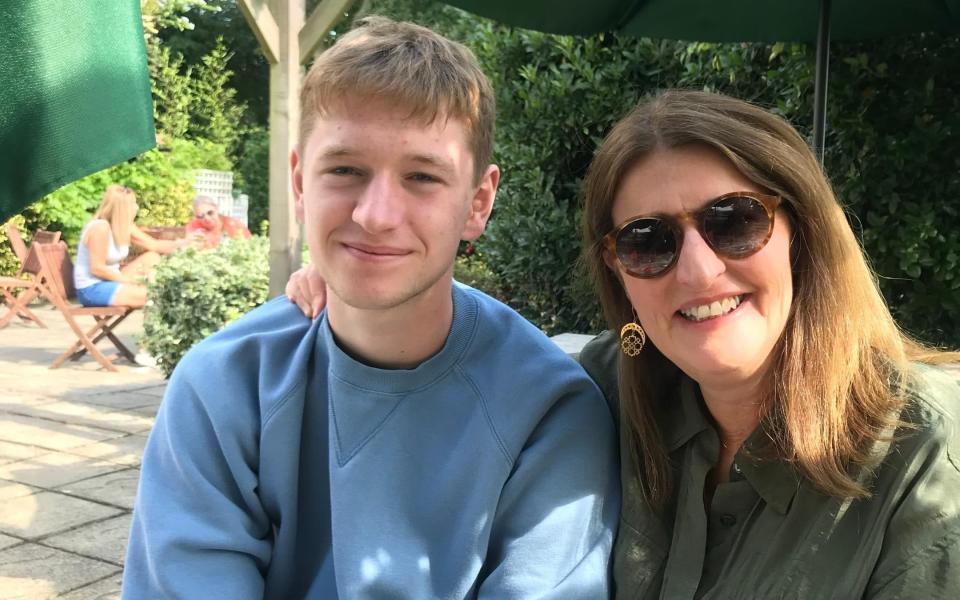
[
  {"x1": 578, "y1": 90, "x2": 958, "y2": 598},
  {"x1": 74, "y1": 184, "x2": 190, "y2": 307},
  {"x1": 286, "y1": 90, "x2": 959, "y2": 598}
]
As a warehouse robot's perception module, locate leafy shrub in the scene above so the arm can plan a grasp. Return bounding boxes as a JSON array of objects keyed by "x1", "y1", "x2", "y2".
[
  {"x1": 822, "y1": 35, "x2": 960, "y2": 344},
  {"x1": 454, "y1": 252, "x2": 505, "y2": 301},
  {"x1": 142, "y1": 235, "x2": 269, "y2": 376},
  {"x1": 0, "y1": 215, "x2": 27, "y2": 276}
]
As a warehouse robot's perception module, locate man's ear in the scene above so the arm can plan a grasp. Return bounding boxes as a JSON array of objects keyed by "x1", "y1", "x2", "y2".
[
  {"x1": 291, "y1": 146, "x2": 305, "y2": 224},
  {"x1": 461, "y1": 164, "x2": 500, "y2": 241}
]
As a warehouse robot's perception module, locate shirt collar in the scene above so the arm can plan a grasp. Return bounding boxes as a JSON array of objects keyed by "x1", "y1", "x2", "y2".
[
  {"x1": 660, "y1": 374, "x2": 800, "y2": 514},
  {"x1": 737, "y1": 430, "x2": 801, "y2": 514},
  {"x1": 660, "y1": 375, "x2": 711, "y2": 452}
]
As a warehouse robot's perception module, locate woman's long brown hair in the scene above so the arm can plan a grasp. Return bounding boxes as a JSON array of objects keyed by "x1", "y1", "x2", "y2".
[{"x1": 582, "y1": 90, "x2": 951, "y2": 508}]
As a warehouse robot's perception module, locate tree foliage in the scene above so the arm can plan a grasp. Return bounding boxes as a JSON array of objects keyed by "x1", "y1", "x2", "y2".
[
  {"x1": 149, "y1": 35, "x2": 248, "y2": 157},
  {"x1": 234, "y1": 126, "x2": 269, "y2": 235},
  {"x1": 159, "y1": 0, "x2": 270, "y2": 124}
]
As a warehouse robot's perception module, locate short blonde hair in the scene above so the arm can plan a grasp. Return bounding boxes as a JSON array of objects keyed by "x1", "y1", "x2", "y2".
[
  {"x1": 93, "y1": 184, "x2": 137, "y2": 247},
  {"x1": 300, "y1": 15, "x2": 495, "y2": 182}
]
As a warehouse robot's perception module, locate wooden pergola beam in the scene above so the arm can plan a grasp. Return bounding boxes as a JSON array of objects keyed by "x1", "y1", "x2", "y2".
[
  {"x1": 237, "y1": 0, "x2": 280, "y2": 64},
  {"x1": 300, "y1": 0, "x2": 355, "y2": 64},
  {"x1": 238, "y1": 0, "x2": 356, "y2": 297}
]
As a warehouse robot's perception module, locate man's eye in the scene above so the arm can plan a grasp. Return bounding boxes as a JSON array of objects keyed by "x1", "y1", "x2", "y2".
[
  {"x1": 330, "y1": 166, "x2": 360, "y2": 176},
  {"x1": 409, "y1": 172, "x2": 439, "y2": 183}
]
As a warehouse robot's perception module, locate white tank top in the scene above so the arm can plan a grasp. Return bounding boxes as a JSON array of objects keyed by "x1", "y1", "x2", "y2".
[{"x1": 74, "y1": 219, "x2": 130, "y2": 290}]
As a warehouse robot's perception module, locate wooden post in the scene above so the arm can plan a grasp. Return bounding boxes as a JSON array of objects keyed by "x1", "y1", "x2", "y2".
[
  {"x1": 238, "y1": 0, "x2": 355, "y2": 297},
  {"x1": 265, "y1": 0, "x2": 304, "y2": 298}
]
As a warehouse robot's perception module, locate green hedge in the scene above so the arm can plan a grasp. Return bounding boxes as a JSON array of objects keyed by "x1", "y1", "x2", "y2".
[
  {"x1": 142, "y1": 236, "x2": 269, "y2": 376},
  {"x1": 0, "y1": 215, "x2": 27, "y2": 276}
]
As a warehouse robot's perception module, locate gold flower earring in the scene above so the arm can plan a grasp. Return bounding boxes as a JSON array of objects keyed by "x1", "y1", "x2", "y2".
[{"x1": 620, "y1": 312, "x2": 646, "y2": 357}]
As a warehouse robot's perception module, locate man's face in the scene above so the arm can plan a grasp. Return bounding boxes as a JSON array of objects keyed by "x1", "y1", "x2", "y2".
[
  {"x1": 194, "y1": 203, "x2": 221, "y2": 230},
  {"x1": 292, "y1": 100, "x2": 498, "y2": 312}
]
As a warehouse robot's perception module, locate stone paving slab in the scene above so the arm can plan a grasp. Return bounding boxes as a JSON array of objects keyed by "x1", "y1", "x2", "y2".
[
  {"x1": 3, "y1": 402, "x2": 155, "y2": 436},
  {"x1": 0, "y1": 308, "x2": 166, "y2": 597},
  {"x1": 63, "y1": 435, "x2": 149, "y2": 468},
  {"x1": 0, "y1": 414, "x2": 125, "y2": 452},
  {"x1": 0, "y1": 442, "x2": 48, "y2": 467},
  {"x1": 0, "y1": 454, "x2": 127, "y2": 489},
  {"x1": 0, "y1": 534, "x2": 21, "y2": 552},
  {"x1": 68, "y1": 392, "x2": 161, "y2": 412},
  {"x1": 56, "y1": 469, "x2": 139, "y2": 511},
  {"x1": 0, "y1": 393, "x2": 56, "y2": 408},
  {"x1": 58, "y1": 573, "x2": 122, "y2": 600},
  {"x1": 117, "y1": 405, "x2": 162, "y2": 420},
  {"x1": 127, "y1": 385, "x2": 165, "y2": 399},
  {"x1": 0, "y1": 491, "x2": 122, "y2": 540},
  {"x1": 0, "y1": 481, "x2": 39, "y2": 502},
  {"x1": 0, "y1": 543, "x2": 120, "y2": 599},
  {"x1": 44, "y1": 515, "x2": 132, "y2": 566}
]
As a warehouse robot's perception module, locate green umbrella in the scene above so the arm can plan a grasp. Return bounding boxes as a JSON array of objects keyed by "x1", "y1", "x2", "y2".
[
  {"x1": 444, "y1": 0, "x2": 960, "y2": 161},
  {"x1": 0, "y1": 0, "x2": 155, "y2": 222}
]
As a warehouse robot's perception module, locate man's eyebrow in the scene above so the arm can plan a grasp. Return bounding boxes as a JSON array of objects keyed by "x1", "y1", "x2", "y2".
[
  {"x1": 314, "y1": 147, "x2": 457, "y2": 175},
  {"x1": 409, "y1": 153, "x2": 456, "y2": 175},
  {"x1": 316, "y1": 145, "x2": 356, "y2": 159}
]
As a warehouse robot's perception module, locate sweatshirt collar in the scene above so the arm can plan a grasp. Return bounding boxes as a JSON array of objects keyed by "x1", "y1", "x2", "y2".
[{"x1": 317, "y1": 284, "x2": 478, "y2": 394}]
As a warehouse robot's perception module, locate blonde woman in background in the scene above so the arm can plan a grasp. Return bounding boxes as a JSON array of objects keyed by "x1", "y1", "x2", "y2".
[{"x1": 74, "y1": 184, "x2": 190, "y2": 307}]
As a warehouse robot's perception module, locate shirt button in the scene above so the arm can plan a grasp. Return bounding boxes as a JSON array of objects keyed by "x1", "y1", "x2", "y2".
[{"x1": 720, "y1": 514, "x2": 737, "y2": 527}]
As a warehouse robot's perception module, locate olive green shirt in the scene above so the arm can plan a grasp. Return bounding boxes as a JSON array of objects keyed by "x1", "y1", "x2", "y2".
[{"x1": 579, "y1": 330, "x2": 960, "y2": 599}]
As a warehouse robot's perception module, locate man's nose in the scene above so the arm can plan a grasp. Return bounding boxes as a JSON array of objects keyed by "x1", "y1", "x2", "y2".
[{"x1": 352, "y1": 175, "x2": 404, "y2": 233}]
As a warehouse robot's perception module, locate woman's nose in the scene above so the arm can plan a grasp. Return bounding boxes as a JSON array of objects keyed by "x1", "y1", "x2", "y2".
[{"x1": 673, "y1": 227, "x2": 726, "y2": 287}]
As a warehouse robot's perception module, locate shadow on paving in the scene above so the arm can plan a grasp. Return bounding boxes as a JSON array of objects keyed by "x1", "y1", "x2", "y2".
[{"x1": 0, "y1": 308, "x2": 167, "y2": 599}]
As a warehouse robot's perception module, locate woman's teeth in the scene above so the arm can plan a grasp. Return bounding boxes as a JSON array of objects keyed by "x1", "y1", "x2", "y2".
[{"x1": 679, "y1": 295, "x2": 744, "y2": 322}]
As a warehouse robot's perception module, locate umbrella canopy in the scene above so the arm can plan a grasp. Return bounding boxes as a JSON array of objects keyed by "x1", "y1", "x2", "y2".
[
  {"x1": 444, "y1": 0, "x2": 960, "y2": 42},
  {"x1": 0, "y1": 0, "x2": 155, "y2": 223},
  {"x1": 445, "y1": 0, "x2": 960, "y2": 160}
]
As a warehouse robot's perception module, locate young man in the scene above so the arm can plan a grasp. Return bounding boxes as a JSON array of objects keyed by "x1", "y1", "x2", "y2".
[{"x1": 122, "y1": 17, "x2": 618, "y2": 599}]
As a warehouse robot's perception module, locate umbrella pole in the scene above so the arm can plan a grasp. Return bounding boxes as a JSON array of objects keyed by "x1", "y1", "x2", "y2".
[{"x1": 813, "y1": 0, "x2": 831, "y2": 163}]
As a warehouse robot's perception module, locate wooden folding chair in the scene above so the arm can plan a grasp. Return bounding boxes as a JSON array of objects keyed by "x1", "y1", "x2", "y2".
[
  {"x1": 31, "y1": 241, "x2": 137, "y2": 372},
  {"x1": 1, "y1": 225, "x2": 61, "y2": 328}
]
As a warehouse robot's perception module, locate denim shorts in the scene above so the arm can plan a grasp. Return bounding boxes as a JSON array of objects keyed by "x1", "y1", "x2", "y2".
[{"x1": 76, "y1": 281, "x2": 121, "y2": 307}]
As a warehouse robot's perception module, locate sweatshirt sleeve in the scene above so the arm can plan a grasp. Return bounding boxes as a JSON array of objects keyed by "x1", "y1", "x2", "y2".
[
  {"x1": 121, "y1": 357, "x2": 272, "y2": 599},
  {"x1": 477, "y1": 383, "x2": 620, "y2": 598}
]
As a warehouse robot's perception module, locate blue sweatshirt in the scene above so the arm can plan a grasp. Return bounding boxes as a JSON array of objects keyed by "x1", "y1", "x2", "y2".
[{"x1": 123, "y1": 284, "x2": 619, "y2": 598}]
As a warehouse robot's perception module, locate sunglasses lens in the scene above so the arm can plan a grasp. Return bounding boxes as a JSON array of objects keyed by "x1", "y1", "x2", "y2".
[
  {"x1": 616, "y1": 218, "x2": 677, "y2": 277},
  {"x1": 703, "y1": 196, "x2": 772, "y2": 257}
]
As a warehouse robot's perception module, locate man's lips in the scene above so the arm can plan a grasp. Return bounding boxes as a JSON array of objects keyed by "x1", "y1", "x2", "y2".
[{"x1": 341, "y1": 242, "x2": 410, "y2": 258}]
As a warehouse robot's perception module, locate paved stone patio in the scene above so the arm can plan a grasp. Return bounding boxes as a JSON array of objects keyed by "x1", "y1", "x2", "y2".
[{"x1": 0, "y1": 306, "x2": 164, "y2": 599}]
